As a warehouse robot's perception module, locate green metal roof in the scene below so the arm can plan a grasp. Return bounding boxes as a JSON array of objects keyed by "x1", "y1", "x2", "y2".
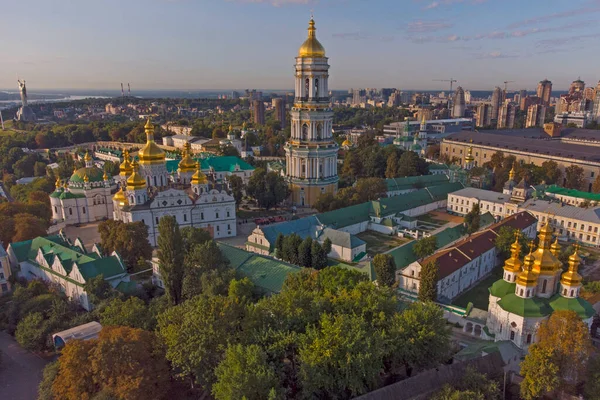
[
  {"x1": 385, "y1": 174, "x2": 449, "y2": 193},
  {"x1": 50, "y1": 190, "x2": 63, "y2": 198},
  {"x1": 545, "y1": 185, "x2": 600, "y2": 202},
  {"x1": 429, "y1": 164, "x2": 449, "y2": 170},
  {"x1": 489, "y1": 279, "x2": 516, "y2": 298},
  {"x1": 115, "y1": 281, "x2": 138, "y2": 294},
  {"x1": 217, "y1": 243, "x2": 301, "y2": 294},
  {"x1": 70, "y1": 166, "x2": 105, "y2": 183},
  {"x1": 317, "y1": 202, "x2": 372, "y2": 228},
  {"x1": 166, "y1": 155, "x2": 255, "y2": 173},
  {"x1": 548, "y1": 295, "x2": 596, "y2": 319},
  {"x1": 59, "y1": 191, "x2": 86, "y2": 200},
  {"x1": 9, "y1": 234, "x2": 126, "y2": 282},
  {"x1": 497, "y1": 293, "x2": 553, "y2": 317}
]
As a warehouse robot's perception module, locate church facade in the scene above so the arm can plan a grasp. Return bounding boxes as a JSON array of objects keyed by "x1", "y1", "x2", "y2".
[
  {"x1": 284, "y1": 18, "x2": 339, "y2": 207},
  {"x1": 112, "y1": 119, "x2": 236, "y2": 246},
  {"x1": 50, "y1": 151, "x2": 117, "y2": 224},
  {"x1": 485, "y1": 224, "x2": 595, "y2": 349}
]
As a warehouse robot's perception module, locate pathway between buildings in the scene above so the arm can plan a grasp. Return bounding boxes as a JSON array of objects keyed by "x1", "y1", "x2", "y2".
[{"x1": 0, "y1": 331, "x2": 50, "y2": 400}]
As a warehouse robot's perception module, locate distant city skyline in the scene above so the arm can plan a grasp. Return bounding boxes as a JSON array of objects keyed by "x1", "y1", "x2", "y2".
[{"x1": 2, "y1": 0, "x2": 600, "y2": 91}]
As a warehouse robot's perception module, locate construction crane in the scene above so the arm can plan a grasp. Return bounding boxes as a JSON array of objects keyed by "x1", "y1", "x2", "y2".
[
  {"x1": 503, "y1": 81, "x2": 515, "y2": 92},
  {"x1": 433, "y1": 78, "x2": 458, "y2": 110}
]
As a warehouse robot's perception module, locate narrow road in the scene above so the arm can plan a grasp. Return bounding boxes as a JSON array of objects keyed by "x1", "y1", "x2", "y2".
[{"x1": 0, "y1": 331, "x2": 50, "y2": 400}]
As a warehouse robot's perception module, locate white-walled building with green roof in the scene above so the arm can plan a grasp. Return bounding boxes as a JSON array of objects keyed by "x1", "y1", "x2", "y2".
[
  {"x1": 50, "y1": 151, "x2": 117, "y2": 225},
  {"x1": 6, "y1": 231, "x2": 132, "y2": 311}
]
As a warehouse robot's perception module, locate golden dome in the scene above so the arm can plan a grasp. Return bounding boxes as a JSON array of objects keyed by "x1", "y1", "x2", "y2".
[
  {"x1": 83, "y1": 173, "x2": 89, "y2": 183},
  {"x1": 55, "y1": 176, "x2": 62, "y2": 189},
  {"x1": 102, "y1": 170, "x2": 109, "y2": 181},
  {"x1": 561, "y1": 245, "x2": 582, "y2": 287},
  {"x1": 138, "y1": 118, "x2": 165, "y2": 166},
  {"x1": 532, "y1": 222, "x2": 561, "y2": 275},
  {"x1": 84, "y1": 150, "x2": 92, "y2": 162},
  {"x1": 503, "y1": 233, "x2": 523, "y2": 273},
  {"x1": 517, "y1": 245, "x2": 539, "y2": 288},
  {"x1": 550, "y1": 238, "x2": 561, "y2": 257},
  {"x1": 126, "y1": 161, "x2": 147, "y2": 190},
  {"x1": 342, "y1": 139, "x2": 352, "y2": 147},
  {"x1": 508, "y1": 163, "x2": 516, "y2": 181},
  {"x1": 464, "y1": 146, "x2": 474, "y2": 163},
  {"x1": 178, "y1": 143, "x2": 196, "y2": 173},
  {"x1": 298, "y1": 18, "x2": 326, "y2": 58},
  {"x1": 113, "y1": 187, "x2": 128, "y2": 206},
  {"x1": 119, "y1": 149, "x2": 134, "y2": 177},
  {"x1": 191, "y1": 161, "x2": 208, "y2": 185}
]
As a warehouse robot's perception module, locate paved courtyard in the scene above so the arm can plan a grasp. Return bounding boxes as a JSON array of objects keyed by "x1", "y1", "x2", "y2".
[
  {"x1": 0, "y1": 331, "x2": 51, "y2": 400},
  {"x1": 63, "y1": 222, "x2": 103, "y2": 251}
]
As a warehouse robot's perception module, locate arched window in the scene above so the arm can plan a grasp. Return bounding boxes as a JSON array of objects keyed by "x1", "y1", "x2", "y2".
[
  {"x1": 302, "y1": 124, "x2": 308, "y2": 141},
  {"x1": 520, "y1": 289, "x2": 524, "y2": 296},
  {"x1": 316, "y1": 124, "x2": 323, "y2": 140},
  {"x1": 153, "y1": 176, "x2": 157, "y2": 186},
  {"x1": 305, "y1": 78, "x2": 309, "y2": 98},
  {"x1": 570, "y1": 289, "x2": 574, "y2": 296},
  {"x1": 563, "y1": 288, "x2": 567, "y2": 295},
  {"x1": 315, "y1": 78, "x2": 319, "y2": 98},
  {"x1": 542, "y1": 279, "x2": 547, "y2": 293},
  {"x1": 526, "y1": 334, "x2": 532, "y2": 344}
]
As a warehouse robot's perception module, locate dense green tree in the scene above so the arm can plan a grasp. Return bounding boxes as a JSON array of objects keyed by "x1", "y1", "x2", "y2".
[
  {"x1": 311, "y1": 240, "x2": 328, "y2": 270},
  {"x1": 494, "y1": 226, "x2": 528, "y2": 259},
  {"x1": 181, "y1": 240, "x2": 234, "y2": 299},
  {"x1": 227, "y1": 174, "x2": 244, "y2": 207},
  {"x1": 584, "y1": 356, "x2": 600, "y2": 400},
  {"x1": 317, "y1": 266, "x2": 368, "y2": 293},
  {"x1": 281, "y1": 233, "x2": 302, "y2": 265},
  {"x1": 397, "y1": 150, "x2": 429, "y2": 177},
  {"x1": 213, "y1": 344, "x2": 280, "y2": 400},
  {"x1": 299, "y1": 313, "x2": 386, "y2": 398},
  {"x1": 298, "y1": 237, "x2": 313, "y2": 268},
  {"x1": 372, "y1": 254, "x2": 396, "y2": 287},
  {"x1": 592, "y1": 175, "x2": 600, "y2": 194},
  {"x1": 180, "y1": 226, "x2": 212, "y2": 254},
  {"x1": 418, "y1": 260, "x2": 439, "y2": 302},
  {"x1": 274, "y1": 233, "x2": 284, "y2": 259},
  {"x1": 564, "y1": 164, "x2": 585, "y2": 190},
  {"x1": 520, "y1": 346, "x2": 560, "y2": 400},
  {"x1": 246, "y1": 168, "x2": 290, "y2": 209},
  {"x1": 228, "y1": 277, "x2": 255, "y2": 304},
  {"x1": 322, "y1": 237, "x2": 332, "y2": 255},
  {"x1": 83, "y1": 275, "x2": 113, "y2": 306},
  {"x1": 430, "y1": 367, "x2": 501, "y2": 400},
  {"x1": 98, "y1": 220, "x2": 152, "y2": 271},
  {"x1": 464, "y1": 203, "x2": 481, "y2": 234},
  {"x1": 541, "y1": 160, "x2": 562, "y2": 184},
  {"x1": 388, "y1": 302, "x2": 450, "y2": 376},
  {"x1": 385, "y1": 151, "x2": 400, "y2": 178},
  {"x1": 413, "y1": 236, "x2": 437, "y2": 259},
  {"x1": 38, "y1": 361, "x2": 60, "y2": 400},
  {"x1": 100, "y1": 297, "x2": 155, "y2": 331},
  {"x1": 157, "y1": 216, "x2": 185, "y2": 305},
  {"x1": 15, "y1": 312, "x2": 48, "y2": 351},
  {"x1": 157, "y1": 295, "x2": 245, "y2": 389}
]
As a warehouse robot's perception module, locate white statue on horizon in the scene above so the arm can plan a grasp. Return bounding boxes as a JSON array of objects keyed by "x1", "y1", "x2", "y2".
[{"x1": 17, "y1": 79, "x2": 28, "y2": 107}]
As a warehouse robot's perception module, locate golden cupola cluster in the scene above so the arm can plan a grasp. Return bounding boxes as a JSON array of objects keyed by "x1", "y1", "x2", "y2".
[
  {"x1": 532, "y1": 222, "x2": 562, "y2": 274},
  {"x1": 112, "y1": 187, "x2": 128, "y2": 207},
  {"x1": 516, "y1": 244, "x2": 539, "y2": 288},
  {"x1": 138, "y1": 118, "x2": 165, "y2": 165},
  {"x1": 126, "y1": 161, "x2": 147, "y2": 190},
  {"x1": 298, "y1": 18, "x2": 326, "y2": 58},
  {"x1": 191, "y1": 161, "x2": 208, "y2": 185},
  {"x1": 178, "y1": 142, "x2": 196, "y2": 173},
  {"x1": 561, "y1": 245, "x2": 583, "y2": 287},
  {"x1": 119, "y1": 149, "x2": 134, "y2": 177},
  {"x1": 503, "y1": 232, "x2": 523, "y2": 274}
]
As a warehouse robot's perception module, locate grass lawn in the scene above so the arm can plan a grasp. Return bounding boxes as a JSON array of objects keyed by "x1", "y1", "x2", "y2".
[
  {"x1": 452, "y1": 268, "x2": 502, "y2": 310},
  {"x1": 356, "y1": 231, "x2": 411, "y2": 255}
]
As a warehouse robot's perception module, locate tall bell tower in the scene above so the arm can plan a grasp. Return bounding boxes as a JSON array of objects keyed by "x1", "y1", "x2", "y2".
[{"x1": 285, "y1": 18, "x2": 339, "y2": 207}]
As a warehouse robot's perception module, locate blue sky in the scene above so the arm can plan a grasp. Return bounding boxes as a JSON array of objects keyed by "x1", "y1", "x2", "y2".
[{"x1": 2, "y1": 0, "x2": 599, "y2": 91}]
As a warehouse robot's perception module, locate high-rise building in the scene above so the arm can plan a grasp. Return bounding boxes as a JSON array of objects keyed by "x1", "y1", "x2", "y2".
[
  {"x1": 464, "y1": 90, "x2": 471, "y2": 104},
  {"x1": 526, "y1": 104, "x2": 546, "y2": 128},
  {"x1": 569, "y1": 78, "x2": 585, "y2": 94},
  {"x1": 497, "y1": 104, "x2": 516, "y2": 129},
  {"x1": 252, "y1": 100, "x2": 265, "y2": 125},
  {"x1": 584, "y1": 87, "x2": 595, "y2": 102},
  {"x1": 536, "y1": 80, "x2": 552, "y2": 105},
  {"x1": 273, "y1": 98, "x2": 286, "y2": 129},
  {"x1": 400, "y1": 91, "x2": 412, "y2": 104},
  {"x1": 491, "y1": 87, "x2": 503, "y2": 121},
  {"x1": 285, "y1": 18, "x2": 339, "y2": 207},
  {"x1": 388, "y1": 90, "x2": 401, "y2": 107},
  {"x1": 592, "y1": 81, "x2": 600, "y2": 120},
  {"x1": 231, "y1": 91, "x2": 240, "y2": 99},
  {"x1": 452, "y1": 86, "x2": 466, "y2": 118},
  {"x1": 476, "y1": 104, "x2": 492, "y2": 127}
]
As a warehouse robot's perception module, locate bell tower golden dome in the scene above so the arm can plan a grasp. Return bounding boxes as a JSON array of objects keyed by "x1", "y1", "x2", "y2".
[
  {"x1": 298, "y1": 18, "x2": 326, "y2": 58},
  {"x1": 138, "y1": 118, "x2": 165, "y2": 166}
]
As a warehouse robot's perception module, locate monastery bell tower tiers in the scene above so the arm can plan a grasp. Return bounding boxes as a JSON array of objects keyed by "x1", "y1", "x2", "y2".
[{"x1": 285, "y1": 18, "x2": 339, "y2": 207}]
